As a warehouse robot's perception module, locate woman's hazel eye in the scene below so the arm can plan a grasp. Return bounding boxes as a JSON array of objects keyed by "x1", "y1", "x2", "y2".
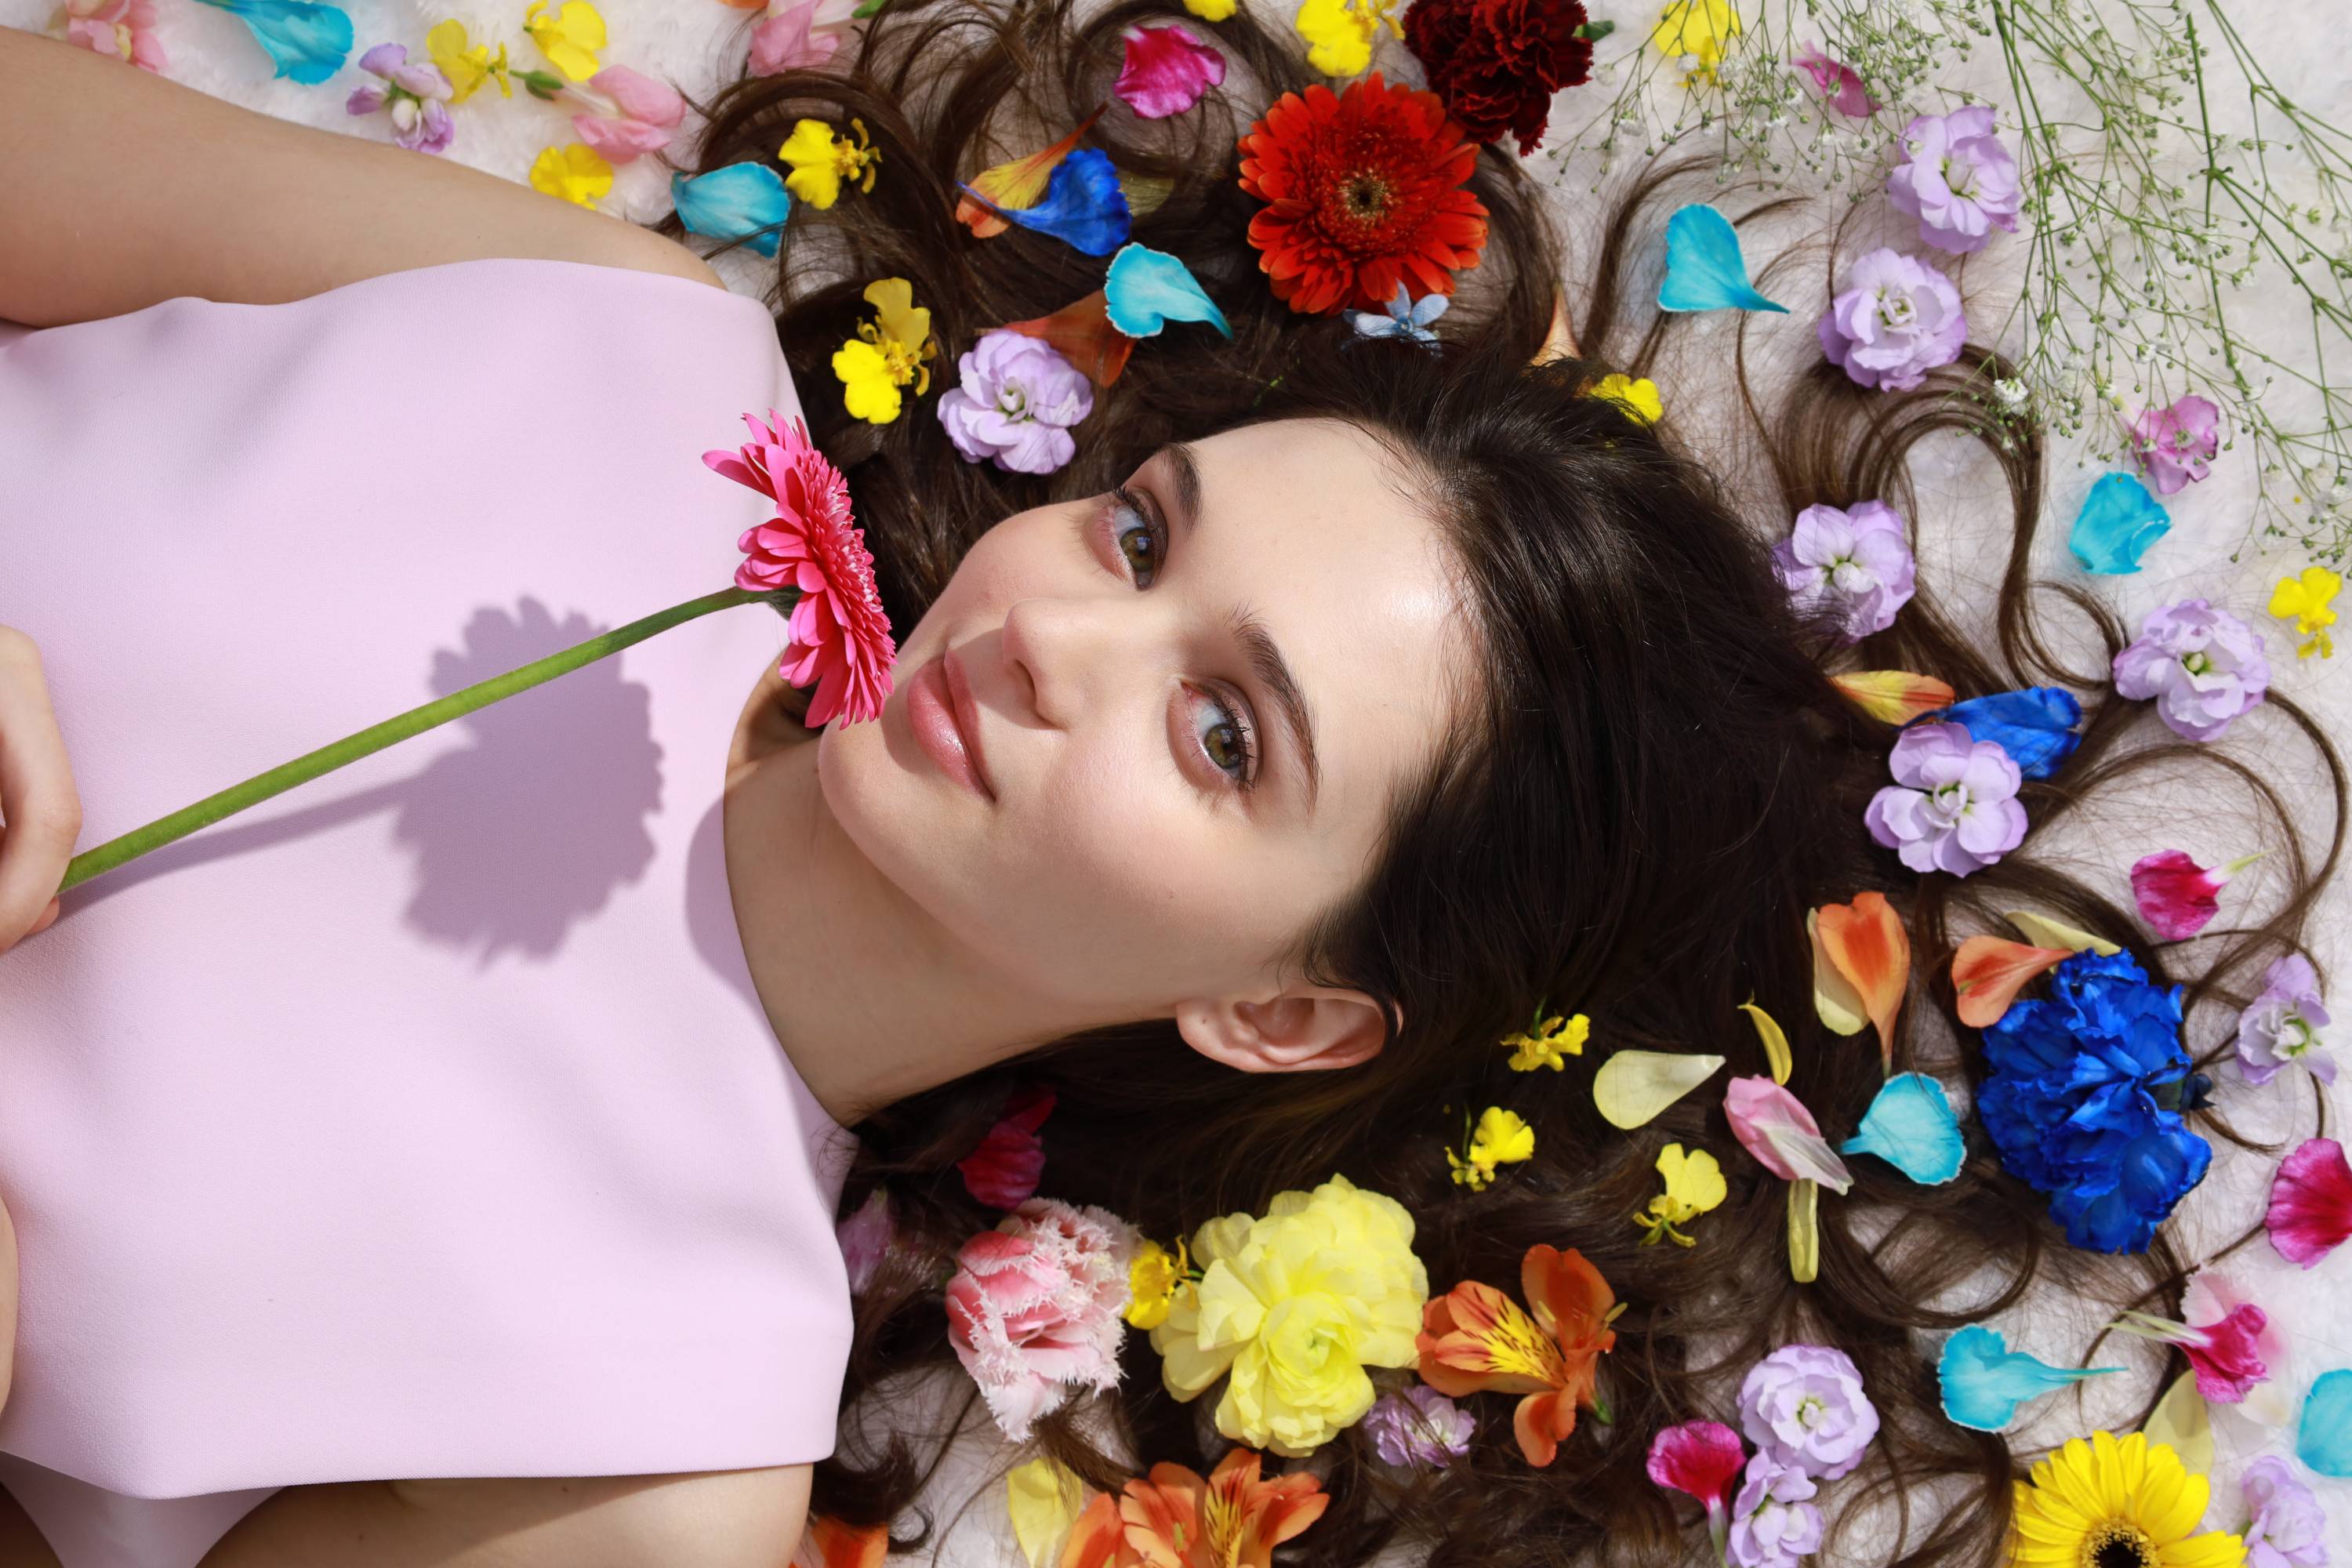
[
  {"x1": 1112, "y1": 491, "x2": 1162, "y2": 587},
  {"x1": 1189, "y1": 688, "x2": 1254, "y2": 785},
  {"x1": 1203, "y1": 714, "x2": 1246, "y2": 775}
]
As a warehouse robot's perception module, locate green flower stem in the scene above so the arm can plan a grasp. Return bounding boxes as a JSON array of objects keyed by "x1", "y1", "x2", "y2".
[{"x1": 60, "y1": 584, "x2": 785, "y2": 894}]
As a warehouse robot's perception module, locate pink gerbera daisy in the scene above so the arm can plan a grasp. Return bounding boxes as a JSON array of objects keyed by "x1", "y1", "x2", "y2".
[{"x1": 703, "y1": 409, "x2": 897, "y2": 727}]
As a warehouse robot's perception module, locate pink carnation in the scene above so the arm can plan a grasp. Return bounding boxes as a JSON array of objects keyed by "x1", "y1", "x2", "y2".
[
  {"x1": 2267, "y1": 1137, "x2": 2352, "y2": 1270},
  {"x1": 703, "y1": 409, "x2": 898, "y2": 727},
  {"x1": 945, "y1": 1197, "x2": 1135, "y2": 1442}
]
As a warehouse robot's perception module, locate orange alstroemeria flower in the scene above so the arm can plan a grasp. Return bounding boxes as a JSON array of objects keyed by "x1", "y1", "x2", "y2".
[
  {"x1": 791, "y1": 1515, "x2": 887, "y2": 1568},
  {"x1": 1949, "y1": 934, "x2": 2071, "y2": 1029},
  {"x1": 1414, "y1": 1244, "x2": 1617, "y2": 1467},
  {"x1": 1813, "y1": 891, "x2": 1911, "y2": 1071},
  {"x1": 1116, "y1": 1448, "x2": 1328, "y2": 1568}
]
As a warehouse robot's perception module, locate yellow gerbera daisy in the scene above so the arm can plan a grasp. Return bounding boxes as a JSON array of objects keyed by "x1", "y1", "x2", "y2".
[{"x1": 2008, "y1": 1431, "x2": 2245, "y2": 1568}]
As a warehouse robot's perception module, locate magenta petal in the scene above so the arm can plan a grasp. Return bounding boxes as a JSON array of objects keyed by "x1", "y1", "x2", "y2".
[
  {"x1": 2186, "y1": 1303, "x2": 2270, "y2": 1403},
  {"x1": 1646, "y1": 1419, "x2": 1747, "y2": 1511},
  {"x1": 2268, "y1": 1137, "x2": 2352, "y2": 1269},
  {"x1": 1112, "y1": 23, "x2": 1225, "y2": 120},
  {"x1": 1726, "y1": 1076, "x2": 1856, "y2": 1193},
  {"x1": 2130, "y1": 849, "x2": 2225, "y2": 941}
]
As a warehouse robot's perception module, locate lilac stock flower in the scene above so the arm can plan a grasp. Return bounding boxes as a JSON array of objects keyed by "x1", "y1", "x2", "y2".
[
  {"x1": 1737, "y1": 1344, "x2": 1880, "y2": 1479},
  {"x1": 1864, "y1": 722, "x2": 2028, "y2": 877},
  {"x1": 2112, "y1": 598, "x2": 2270, "y2": 742},
  {"x1": 1773, "y1": 499, "x2": 1916, "y2": 641},
  {"x1": 1727, "y1": 1456, "x2": 1826, "y2": 1568},
  {"x1": 1817, "y1": 249, "x2": 1967, "y2": 393},
  {"x1": 1884, "y1": 106, "x2": 2021, "y2": 255},
  {"x1": 2238, "y1": 953, "x2": 2336, "y2": 1087},
  {"x1": 935, "y1": 330, "x2": 1094, "y2": 475},
  {"x1": 2129, "y1": 395, "x2": 2223, "y2": 495},
  {"x1": 2241, "y1": 1454, "x2": 2330, "y2": 1568},
  {"x1": 1364, "y1": 1385, "x2": 1475, "y2": 1468},
  {"x1": 345, "y1": 42, "x2": 455, "y2": 154},
  {"x1": 1793, "y1": 45, "x2": 1877, "y2": 118}
]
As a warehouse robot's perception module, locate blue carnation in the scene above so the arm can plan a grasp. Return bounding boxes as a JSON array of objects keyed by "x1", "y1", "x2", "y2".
[
  {"x1": 1976, "y1": 949, "x2": 2210, "y2": 1253},
  {"x1": 1934, "y1": 687, "x2": 2083, "y2": 780}
]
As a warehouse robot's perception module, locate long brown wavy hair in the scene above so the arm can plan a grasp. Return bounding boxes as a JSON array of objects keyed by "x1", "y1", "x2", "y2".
[{"x1": 648, "y1": 3, "x2": 2344, "y2": 1563}]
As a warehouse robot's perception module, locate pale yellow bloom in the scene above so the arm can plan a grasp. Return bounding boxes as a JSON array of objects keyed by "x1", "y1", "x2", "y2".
[
  {"x1": 1123, "y1": 1238, "x2": 1189, "y2": 1330},
  {"x1": 426, "y1": 19, "x2": 510, "y2": 103},
  {"x1": 1650, "y1": 0, "x2": 1740, "y2": 87},
  {"x1": 1588, "y1": 373, "x2": 1664, "y2": 425},
  {"x1": 1446, "y1": 1105, "x2": 1535, "y2": 1192},
  {"x1": 1632, "y1": 1143, "x2": 1727, "y2": 1247},
  {"x1": 528, "y1": 142, "x2": 612, "y2": 209},
  {"x1": 830, "y1": 277, "x2": 935, "y2": 426},
  {"x1": 1148, "y1": 1174, "x2": 1428, "y2": 1456},
  {"x1": 1502, "y1": 1011, "x2": 1589, "y2": 1072},
  {"x1": 2270, "y1": 564, "x2": 2340, "y2": 659},
  {"x1": 1293, "y1": 0, "x2": 1399, "y2": 77},
  {"x1": 523, "y1": 0, "x2": 604, "y2": 82},
  {"x1": 778, "y1": 116, "x2": 882, "y2": 210}
]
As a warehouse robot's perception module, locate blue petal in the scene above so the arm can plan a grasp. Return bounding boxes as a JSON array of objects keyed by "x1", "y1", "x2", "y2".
[
  {"x1": 190, "y1": 0, "x2": 351, "y2": 83},
  {"x1": 1657, "y1": 204, "x2": 1789, "y2": 314},
  {"x1": 1104, "y1": 244, "x2": 1231, "y2": 339},
  {"x1": 1937, "y1": 1324, "x2": 2118, "y2": 1432},
  {"x1": 2300, "y1": 1369, "x2": 2352, "y2": 1478},
  {"x1": 991, "y1": 149, "x2": 1131, "y2": 257},
  {"x1": 1841, "y1": 1073, "x2": 1965, "y2": 1185},
  {"x1": 670, "y1": 165, "x2": 792, "y2": 260},
  {"x1": 2067, "y1": 472, "x2": 2171, "y2": 575},
  {"x1": 1933, "y1": 687, "x2": 2084, "y2": 780}
]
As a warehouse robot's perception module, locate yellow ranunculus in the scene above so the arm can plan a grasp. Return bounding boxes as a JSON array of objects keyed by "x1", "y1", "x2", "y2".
[
  {"x1": 528, "y1": 143, "x2": 613, "y2": 209},
  {"x1": 426, "y1": 18, "x2": 510, "y2": 103},
  {"x1": 1589, "y1": 373, "x2": 1664, "y2": 426},
  {"x1": 1147, "y1": 1174, "x2": 1428, "y2": 1457},
  {"x1": 1633, "y1": 1143, "x2": 1727, "y2": 1247},
  {"x1": 831, "y1": 277, "x2": 936, "y2": 426},
  {"x1": 1292, "y1": 0, "x2": 1399, "y2": 78},
  {"x1": 778, "y1": 116, "x2": 881, "y2": 211},
  {"x1": 1446, "y1": 1105, "x2": 1535, "y2": 1192},
  {"x1": 524, "y1": 0, "x2": 604, "y2": 82},
  {"x1": 2270, "y1": 564, "x2": 2340, "y2": 659},
  {"x1": 1650, "y1": 0, "x2": 1740, "y2": 87},
  {"x1": 1502, "y1": 1011, "x2": 1589, "y2": 1072},
  {"x1": 1123, "y1": 1238, "x2": 1189, "y2": 1330}
]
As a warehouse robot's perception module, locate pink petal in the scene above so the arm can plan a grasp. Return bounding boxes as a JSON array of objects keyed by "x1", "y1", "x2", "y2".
[
  {"x1": 592, "y1": 64, "x2": 684, "y2": 126},
  {"x1": 2129, "y1": 849, "x2": 2226, "y2": 941},
  {"x1": 2184, "y1": 1303, "x2": 2269, "y2": 1403},
  {"x1": 1725, "y1": 1076, "x2": 1856, "y2": 1193},
  {"x1": 956, "y1": 1087, "x2": 1057, "y2": 1208},
  {"x1": 1112, "y1": 24, "x2": 1225, "y2": 120},
  {"x1": 2267, "y1": 1137, "x2": 2352, "y2": 1268},
  {"x1": 1645, "y1": 1419, "x2": 1746, "y2": 1511},
  {"x1": 572, "y1": 114, "x2": 677, "y2": 163}
]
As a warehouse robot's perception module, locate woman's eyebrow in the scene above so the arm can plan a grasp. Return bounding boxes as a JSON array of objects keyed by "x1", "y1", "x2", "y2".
[
  {"x1": 1163, "y1": 441, "x2": 1204, "y2": 539},
  {"x1": 1232, "y1": 610, "x2": 1322, "y2": 811}
]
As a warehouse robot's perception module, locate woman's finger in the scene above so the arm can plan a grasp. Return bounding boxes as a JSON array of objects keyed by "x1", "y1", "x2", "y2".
[{"x1": 0, "y1": 628, "x2": 82, "y2": 954}]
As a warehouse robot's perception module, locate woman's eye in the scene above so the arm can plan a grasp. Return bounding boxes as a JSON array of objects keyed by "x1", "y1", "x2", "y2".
[
  {"x1": 1187, "y1": 685, "x2": 1257, "y2": 786},
  {"x1": 1110, "y1": 488, "x2": 1165, "y2": 588}
]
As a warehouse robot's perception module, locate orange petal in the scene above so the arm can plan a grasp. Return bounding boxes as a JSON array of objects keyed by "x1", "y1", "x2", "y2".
[
  {"x1": 1523, "y1": 1244, "x2": 1613, "y2": 1343},
  {"x1": 1512, "y1": 1388, "x2": 1576, "y2": 1467},
  {"x1": 1058, "y1": 1492, "x2": 1130, "y2": 1568},
  {"x1": 1814, "y1": 891, "x2": 1909, "y2": 1072},
  {"x1": 1950, "y1": 935, "x2": 2071, "y2": 1029},
  {"x1": 1831, "y1": 670, "x2": 1956, "y2": 726},
  {"x1": 792, "y1": 1517, "x2": 887, "y2": 1568},
  {"x1": 956, "y1": 106, "x2": 1106, "y2": 234},
  {"x1": 1004, "y1": 289, "x2": 1135, "y2": 387}
]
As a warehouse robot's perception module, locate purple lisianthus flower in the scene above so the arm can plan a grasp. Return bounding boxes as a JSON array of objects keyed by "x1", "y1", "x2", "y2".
[
  {"x1": 1737, "y1": 1344, "x2": 1880, "y2": 1479},
  {"x1": 1363, "y1": 1385, "x2": 1475, "y2": 1469},
  {"x1": 935, "y1": 330, "x2": 1093, "y2": 475},
  {"x1": 1817, "y1": 249, "x2": 1967, "y2": 393},
  {"x1": 2129, "y1": 395, "x2": 2223, "y2": 495},
  {"x1": 1864, "y1": 722, "x2": 2028, "y2": 877},
  {"x1": 2111, "y1": 598, "x2": 2270, "y2": 742},
  {"x1": 345, "y1": 42, "x2": 455, "y2": 155},
  {"x1": 2241, "y1": 1454, "x2": 2329, "y2": 1568},
  {"x1": 2238, "y1": 953, "x2": 2335, "y2": 1087},
  {"x1": 1793, "y1": 45, "x2": 1877, "y2": 118},
  {"x1": 1884, "y1": 106, "x2": 2021, "y2": 255},
  {"x1": 1773, "y1": 499, "x2": 1915, "y2": 641},
  {"x1": 1726, "y1": 1456, "x2": 1825, "y2": 1568}
]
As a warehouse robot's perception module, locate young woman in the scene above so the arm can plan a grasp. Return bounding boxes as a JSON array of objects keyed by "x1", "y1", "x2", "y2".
[{"x1": 0, "y1": 3, "x2": 2335, "y2": 1567}]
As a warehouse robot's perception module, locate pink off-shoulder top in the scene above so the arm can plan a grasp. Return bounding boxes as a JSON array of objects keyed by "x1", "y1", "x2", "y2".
[{"x1": 0, "y1": 258, "x2": 855, "y2": 1568}]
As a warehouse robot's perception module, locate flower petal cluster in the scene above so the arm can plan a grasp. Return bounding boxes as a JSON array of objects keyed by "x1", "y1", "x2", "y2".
[
  {"x1": 1646, "y1": 1420, "x2": 1747, "y2": 1545},
  {"x1": 1884, "y1": 107, "x2": 2021, "y2": 255},
  {"x1": 2266, "y1": 1137, "x2": 2352, "y2": 1269},
  {"x1": 1363, "y1": 1385, "x2": 1475, "y2": 1468},
  {"x1": 1149, "y1": 1174, "x2": 1428, "y2": 1456},
  {"x1": 192, "y1": 0, "x2": 352, "y2": 85},
  {"x1": 1725, "y1": 1077, "x2": 1855, "y2": 1192},
  {"x1": 937, "y1": 331, "x2": 1094, "y2": 475},
  {"x1": 1446, "y1": 1105, "x2": 1534, "y2": 1190},
  {"x1": 1237, "y1": 74, "x2": 1490, "y2": 316},
  {"x1": 2236, "y1": 953, "x2": 2333, "y2": 1086},
  {"x1": 945, "y1": 1197, "x2": 1136, "y2": 1443},
  {"x1": 1348, "y1": 284, "x2": 1450, "y2": 346},
  {"x1": 2241, "y1": 1454, "x2": 2329, "y2": 1568},
  {"x1": 1976, "y1": 949, "x2": 2212, "y2": 1253},
  {"x1": 1773, "y1": 499, "x2": 1916, "y2": 641},
  {"x1": 1400, "y1": 0, "x2": 1593, "y2": 155},
  {"x1": 779, "y1": 116, "x2": 882, "y2": 209},
  {"x1": 60, "y1": 0, "x2": 166, "y2": 73},
  {"x1": 749, "y1": 0, "x2": 858, "y2": 76},
  {"x1": 424, "y1": 19, "x2": 510, "y2": 102},
  {"x1": 1418, "y1": 1246, "x2": 1617, "y2": 1466},
  {"x1": 1123, "y1": 1238, "x2": 1188, "y2": 1330},
  {"x1": 1501, "y1": 1011, "x2": 1587, "y2": 1071},
  {"x1": 1650, "y1": 0, "x2": 1739, "y2": 87},
  {"x1": 1727, "y1": 1456, "x2": 1824, "y2": 1568},
  {"x1": 1737, "y1": 1344, "x2": 1878, "y2": 1479},
  {"x1": 529, "y1": 142, "x2": 613, "y2": 208},
  {"x1": 2129, "y1": 395, "x2": 2223, "y2": 495},
  {"x1": 1588, "y1": 372, "x2": 1663, "y2": 424},
  {"x1": 1864, "y1": 721, "x2": 2028, "y2": 877},
  {"x1": 1817, "y1": 248, "x2": 1967, "y2": 392},
  {"x1": 2009, "y1": 1432, "x2": 2245, "y2": 1568},
  {"x1": 347, "y1": 42, "x2": 456, "y2": 154},
  {"x1": 2112, "y1": 598, "x2": 2270, "y2": 742}
]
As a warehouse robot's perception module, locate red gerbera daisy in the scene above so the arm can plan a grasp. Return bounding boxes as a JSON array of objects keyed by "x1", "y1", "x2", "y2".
[
  {"x1": 704, "y1": 408, "x2": 898, "y2": 728},
  {"x1": 1237, "y1": 72, "x2": 1490, "y2": 318}
]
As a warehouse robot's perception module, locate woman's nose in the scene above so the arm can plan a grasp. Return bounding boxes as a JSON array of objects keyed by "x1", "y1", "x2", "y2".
[{"x1": 996, "y1": 596, "x2": 1126, "y2": 731}]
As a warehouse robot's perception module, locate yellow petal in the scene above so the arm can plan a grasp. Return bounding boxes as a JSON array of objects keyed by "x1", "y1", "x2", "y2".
[
  {"x1": 1658, "y1": 1144, "x2": 1726, "y2": 1215},
  {"x1": 1005, "y1": 1457, "x2": 1083, "y2": 1568},
  {"x1": 1184, "y1": 0, "x2": 1236, "y2": 16},
  {"x1": 1808, "y1": 908, "x2": 1867, "y2": 1036},
  {"x1": 2002, "y1": 910, "x2": 2122, "y2": 956},
  {"x1": 1739, "y1": 999, "x2": 1793, "y2": 1085},
  {"x1": 2141, "y1": 1372, "x2": 2212, "y2": 1478},
  {"x1": 1594, "y1": 1050, "x2": 1726, "y2": 1129},
  {"x1": 1787, "y1": 1178, "x2": 1819, "y2": 1283}
]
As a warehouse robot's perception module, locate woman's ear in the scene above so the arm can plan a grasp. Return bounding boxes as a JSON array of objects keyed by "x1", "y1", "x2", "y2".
[{"x1": 1174, "y1": 988, "x2": 1390, "y2": 1074}]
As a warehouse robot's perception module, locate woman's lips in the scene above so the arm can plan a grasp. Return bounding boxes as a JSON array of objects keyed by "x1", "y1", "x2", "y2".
[{"x1": 908, "y1": 648, "x2": 995, "y2": 801}]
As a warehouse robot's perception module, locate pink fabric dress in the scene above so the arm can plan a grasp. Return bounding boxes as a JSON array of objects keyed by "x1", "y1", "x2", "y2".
[{"x1": 0, "y1": 258, "x2": 856, "y2": 1567}]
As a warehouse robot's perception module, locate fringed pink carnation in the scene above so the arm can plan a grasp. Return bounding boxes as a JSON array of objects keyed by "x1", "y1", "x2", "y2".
[
  {"x1": 945, "y1": 1197, "x2": 1135, "y2": 1442},
  {"x1": 703, "y1": 409, "x2": 898, "y2": 727}
]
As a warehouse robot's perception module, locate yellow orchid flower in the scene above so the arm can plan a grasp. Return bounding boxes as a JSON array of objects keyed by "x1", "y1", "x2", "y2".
[
  {"x1": 523, "y1": 0, "x2": 604, "y2": 83},
  {"x1": 1293, "y1": 0, "x2": 1399, "y2": 77},
  {"x1": 1184, "y1": 0, "x2": 1236, "y2": 17},
  {"x1": 1588, "y1": 373, "x2": 1664, "y2": 425},
  {"x1": 1651, "y1": 0, "x2": 1740, "y2": 87},
  {"x1": 1123, "y1": 1237, "x2": 1190, "y2": 1330},
  {"x1": 1446, "y1": 1105, "x2": 1535, "y2": 1192},
  {"x1": 2270, "y1": 564, "x2": 2341, "y2": 659},
  {"x1": 528, "y1": 142, "x2": 613, "y2": 209},
  {"x1": 778, "y1": 117, "x2": 882, "y2": 211},
  {"x1": 426, "y1": 18, "x2": 511, "y2": 103},
  {"x1": 1632, "y1": 1143, "x2": 1726, "y2": 1247},
  {"x1": 1502, "y1": 1011, "x2": 1589, "y2": 1072},
  {"x1": 831, "y1": 277, "x2": 936, "y2": 426}
]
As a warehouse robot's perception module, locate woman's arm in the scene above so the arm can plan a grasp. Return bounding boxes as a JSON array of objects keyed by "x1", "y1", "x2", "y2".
[{"x1": 0, "y1": 25, "x2": 720, "y2": 328}]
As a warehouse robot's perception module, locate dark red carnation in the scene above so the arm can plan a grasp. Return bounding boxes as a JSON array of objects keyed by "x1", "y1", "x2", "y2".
[{"x1": 1404, "y1": 0, "x2": 1592, "y2": 156}]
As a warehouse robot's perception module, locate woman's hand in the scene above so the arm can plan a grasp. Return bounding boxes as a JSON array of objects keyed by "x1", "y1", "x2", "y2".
[{"x1": 0, "y1": 626, "x2": 82, "y2": 954}]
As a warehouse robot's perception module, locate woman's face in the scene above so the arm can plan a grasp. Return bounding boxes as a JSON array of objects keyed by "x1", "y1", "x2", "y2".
[{"x1": 818, "y1": 418, "x2": 1474, "y2": 1038}]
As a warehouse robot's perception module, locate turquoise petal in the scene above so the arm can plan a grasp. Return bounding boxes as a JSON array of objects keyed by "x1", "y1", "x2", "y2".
[
  {"x1": 1657, "y1": 204, "x2": 1789, "y2": 314},
  {"x1": 2300, "y1": 1368, "x2": 2352, "y2": 1477},
  {"x1": 1840, "y1": 1073, "x2": 1965, "y2": 1185},
  {"x1": 191, "y1": 0, "x2": 352, "y2": 83},
  {"x1": 670, "y1": 165, "x2": 793, "y2": 260},
  {"x1": 2067, "y1": 471, "x2": 2171, "y2": 575},
  {"x1": 1104, "y1": 244, "x2": 1232, "y2": 339},
  {"x1": 1938, "y1": 1324, "x2": 2118, "y2": 1432}
]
